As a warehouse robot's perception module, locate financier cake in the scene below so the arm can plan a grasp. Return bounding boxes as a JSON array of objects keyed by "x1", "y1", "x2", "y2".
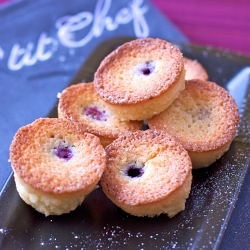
[
  {"x1": 94, "y1": 38, "x2": 185, "y2": 121},
  {"x1": 9, "y1": 118, "x2": 106, "y2": 216},
  {"x1": 58, "y1": 82, "x2": 143, "y2": 146},
  {"x1": 148, "y1": 79, "x2": 240, "y2": 168},
  {"x1": 183, "y1": 57, "x2": 208, "y2": 80},
  {"x1": 101, "y1": 130, "x2": 192, "y2": 218}
]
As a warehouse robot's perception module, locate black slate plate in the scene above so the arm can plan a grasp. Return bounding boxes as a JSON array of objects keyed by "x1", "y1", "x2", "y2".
[{"x1": 0, "y1": 37, "x2": 250, "y2": 250}]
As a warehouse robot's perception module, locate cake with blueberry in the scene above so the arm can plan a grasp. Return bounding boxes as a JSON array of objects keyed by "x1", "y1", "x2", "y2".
[
  {"x1": 94, "y1": 38, "x2": 185, "y2": 121},
  {"x1": 101, "y1": 130, "x2": 192, "y2": 217},
  {"x1": 58, "y1": 82, "x2": 143, "y2": 146},
  {"x1": 184, "y1": 57, "x2": 208, "y2": 80},
  {"x1": 9, "y1": 118, "x2": 106, "y2": 216},
  {"x1": 148, "y1": 79, "x2": 240, "y2": 168}
]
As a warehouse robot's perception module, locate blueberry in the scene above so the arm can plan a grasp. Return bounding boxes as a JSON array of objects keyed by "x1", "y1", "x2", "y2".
[
  {"x1": 139, "y1": 61, "x2": 155, "y2": 76},
  {"x1": 84, "y1": 106, "x2": 107, "y2": 121},
  {"x1": 55, "y1": 147, "x2": 72, "y2": 160},
  {"x1": 53, "y1": 144, "x2": 73, "y2": 161},
  {"x1": 126, "y1": 163, "x2": 144, "y2": 178}
]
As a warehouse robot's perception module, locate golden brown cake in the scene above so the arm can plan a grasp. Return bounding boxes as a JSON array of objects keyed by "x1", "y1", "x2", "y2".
[
  {"x1": 184, "y1": 57, "x2": 208, "y2": 80},
  {"x1": 101, "y1": 130, "x2": 192, "y2": 217},
  {"x1": 58, "y1": 82, "x2": 143, "y2": 146},
  {"x1": 9, "y1": 118, "x2": 106, "y2": 216},
  {"x1": 148, "y1": 79, "x2": 240, "y2": 168},
  {"x1": 94, "y1": 38, "x2": 185, "y2": 121}
]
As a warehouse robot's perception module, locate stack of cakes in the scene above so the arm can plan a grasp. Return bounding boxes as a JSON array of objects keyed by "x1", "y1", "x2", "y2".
[{"x1": 9, "y1": 38, "x2": 239, "y2": 218}]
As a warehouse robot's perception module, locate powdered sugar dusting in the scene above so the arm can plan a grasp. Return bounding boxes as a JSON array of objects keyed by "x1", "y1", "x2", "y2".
[
  {"x1": 1, "y1": 94, "x2": 249, "y2": 249},
  {"x1": 1, "y1": 44, "x2": 250, "y2": 250},
  {"x1": 0, "y1": 228, "x2": 9, "y2": 235}
]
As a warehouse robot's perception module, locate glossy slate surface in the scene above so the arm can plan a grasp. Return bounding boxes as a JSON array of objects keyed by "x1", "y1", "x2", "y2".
[{"x1": 0, "y1": 37, "x2": 249, "y2": 250}]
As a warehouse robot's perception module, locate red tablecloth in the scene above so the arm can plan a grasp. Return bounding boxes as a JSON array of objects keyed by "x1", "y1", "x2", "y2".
[
  {"x1": 0, "y1": 0, "x2": 249, "y2": 56},
  {"x1": 152, "y1": 0, "x2": 250, "y2": 56}
]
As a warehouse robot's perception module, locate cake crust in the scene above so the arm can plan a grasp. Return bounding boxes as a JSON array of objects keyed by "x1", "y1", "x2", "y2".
[
  {"x1": 148, "y1": 79, "x2": 240, "y2": 168},
  {"x1": 10, "y1": 118, "x2": 106, "y2": 194},
  {"x1": 101, "y1": 130, "x2": 192, "y2": 217},
  {"x1": 58, "y1": 83, "x2": 143, "y2": 145},
  {"x1": 183, "y1": 57, "x2": 208, "y2": 80},
  {"x1": 94, "y1": 38, "x2": 184, "y2": 104}
]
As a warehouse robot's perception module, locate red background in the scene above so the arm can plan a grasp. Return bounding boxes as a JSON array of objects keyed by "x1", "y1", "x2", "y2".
[{"x1": 152, "y1": 0, "x2": 250, "y2": 56}]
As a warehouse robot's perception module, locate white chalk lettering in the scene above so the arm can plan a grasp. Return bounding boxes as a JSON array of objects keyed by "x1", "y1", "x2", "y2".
[
  {"x1": 2, "y1": 0, "x2": 149, "y2": 71},
  {"x1": 131, "y1": 0, "x2": 149, "y2": 37},
  {"x1": 8, "y1": 33, "x2": 58, "y2": 71},
  {"x1": 56, "y1": 12, "x2": 93, "y2": 48},
  {"x1": 57, "y1": 0, "x2": 149, "y2": 48},
  {"x1": 0, "y1": 47, "x2": 4, "y2": 60}
]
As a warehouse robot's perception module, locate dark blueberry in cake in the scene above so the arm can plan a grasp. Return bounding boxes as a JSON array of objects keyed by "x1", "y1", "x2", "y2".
[
  {"x1": 125, "y1": 163, "x2": 144, "y2": 178},
  {"x1": 54, "y1": 145, "x2": 73, "y2": 161},
  {"x1": 139, "y1": 61, "x2": 155, "y2": 76},
  {"x1": 84, "y1": 106, "x2": 107, "y2": 121}
]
